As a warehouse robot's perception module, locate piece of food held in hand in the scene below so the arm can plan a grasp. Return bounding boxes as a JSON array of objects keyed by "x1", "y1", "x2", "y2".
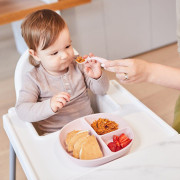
[
  {"x1": 75, "y1": 56, "x2": 85, "y2": 63},
  {"x1": 65, "y1": 130, "x2": 103, "y2": 160},
  {"x1": 91, "y1": 118, "x2": 118, "y2": 135},
  {"x1": 108, "y1": 133, "x2": 132, "y2": 152}
]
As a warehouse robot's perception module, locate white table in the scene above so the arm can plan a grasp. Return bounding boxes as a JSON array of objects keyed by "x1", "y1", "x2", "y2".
[
  {"x1": 3, "y1": 80, "x2": 178, "y2": 180},
  {"x1": 75, "y1": 134, "x2": 180, "y2": 180}
]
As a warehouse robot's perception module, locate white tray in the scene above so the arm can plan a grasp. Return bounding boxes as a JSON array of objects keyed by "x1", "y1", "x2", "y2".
[{"x1": 3, "y1": 80, "x2": 178, "y2": 180}]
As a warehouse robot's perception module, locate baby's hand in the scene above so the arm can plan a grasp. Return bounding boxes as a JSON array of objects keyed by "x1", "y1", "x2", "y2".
[
  {"x1": 83, "y1": 53, "x2": 102, "y2": 79},
  {"x1": 50, "y1": 92, "x2": 70, "y2": 113}
]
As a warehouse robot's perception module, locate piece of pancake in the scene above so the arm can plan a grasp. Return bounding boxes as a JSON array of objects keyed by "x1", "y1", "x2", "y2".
[
  {"x1": 67, "y1": 131, "x2": 89, "y2": 152},
  {"x1": 79, "y1": 135, "x2": 103, "y2": 160},
  {"x1": 73, "y1": 135, "x2": 90, "y2": 159},
  {"x1": 65, "y1": 130, "x2": 80, "y2": 146}
]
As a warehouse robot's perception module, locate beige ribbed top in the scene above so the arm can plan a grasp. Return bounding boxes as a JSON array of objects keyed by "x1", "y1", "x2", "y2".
[{"x1": 15, "y1": 62, "x2": 109, "y2": 133}]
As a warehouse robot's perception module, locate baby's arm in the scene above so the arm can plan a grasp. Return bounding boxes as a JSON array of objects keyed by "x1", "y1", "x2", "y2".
[
  {"x1": 15, "y1": 75, "x2": 70, "y2": 122},
  {"x1": 80, "y1": 53, "x2": 109, "y2": 95},
  {"x1": 15, "y1": 83, "x2": 53, "y2": 122},
  {"x1": 83, "y1": 68, "x2": 109, "y2": 95}
]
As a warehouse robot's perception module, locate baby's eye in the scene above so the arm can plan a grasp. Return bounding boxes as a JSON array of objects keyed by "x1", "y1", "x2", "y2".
[
  {"x1": 66, "y1": 45, "x2": 71, "y2": 49},
  {"x1": 51, "y1": 51, "x2": 58, "y2": 55}
]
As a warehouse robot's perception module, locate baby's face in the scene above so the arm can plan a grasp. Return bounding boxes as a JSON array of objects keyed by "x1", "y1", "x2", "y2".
[{"x1": 36, "y1": 26, "x2": 74, "y2": 76}]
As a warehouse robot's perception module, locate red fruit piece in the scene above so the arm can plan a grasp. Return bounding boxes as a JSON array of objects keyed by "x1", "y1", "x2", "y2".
[
  {"x1": 119, "y1": 133, "x2": 129, "y2": 143},
  {"x1": 121, "y1": 139, "x2": 132, "y2": 148},
  {"x1": 116, "y1": 146, "x2": 122, "y2": 152},
  {"x1": 113, "y1": 135, "x2": 119, "y2": 142},
  {"x1": 113, "y1": 135, "x2": 120, "y2": 147},
  {"x1": 107, "y1": 142, "x2": 117, "y2": 152}
]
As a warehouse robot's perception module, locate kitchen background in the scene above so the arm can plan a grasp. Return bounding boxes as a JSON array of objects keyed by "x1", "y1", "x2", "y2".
[{"x1": 1, "y1": 0, "x2": 180, "y2": 179}]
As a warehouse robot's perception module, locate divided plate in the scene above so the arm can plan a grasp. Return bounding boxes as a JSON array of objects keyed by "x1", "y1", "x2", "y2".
[{"x1": 58, "y1": 113, "x2": 134, "y2": 167}]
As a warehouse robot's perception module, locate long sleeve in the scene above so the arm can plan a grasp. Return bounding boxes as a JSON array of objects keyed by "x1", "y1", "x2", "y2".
[
  {"x1": 15, "y1": 63, "x2": 108, "y2": 133},
  {"x1": 15, "y1": 74, "x2": 55, "y2": 122},
  {"x1": 84, "y1": 69, "x2": 109, "y2": 95}
]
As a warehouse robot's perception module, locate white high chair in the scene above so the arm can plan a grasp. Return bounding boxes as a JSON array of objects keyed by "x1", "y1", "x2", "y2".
[
  {"x1": 3, "y1": 49, "x2": 121, "y2": 180},
  {"x1": 3, "y1": 50, "x2": 178, "y2": 180}
]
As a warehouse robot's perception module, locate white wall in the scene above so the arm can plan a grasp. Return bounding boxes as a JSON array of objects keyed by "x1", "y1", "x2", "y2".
[
  {"x1": 62, "y1": 0, "x2": 107, "y2": 57},
  {"x1": 62, "y1": 0, "x2": 176, "y2": 59}
]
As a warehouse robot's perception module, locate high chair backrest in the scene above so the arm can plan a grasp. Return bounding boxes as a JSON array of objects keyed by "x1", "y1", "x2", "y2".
[
  {"x1": 14, "y1": 49, "x2": 79, "y2": 101},
  {"x1": 14, "y1": 50, "x2": 33, "y2": 101}
]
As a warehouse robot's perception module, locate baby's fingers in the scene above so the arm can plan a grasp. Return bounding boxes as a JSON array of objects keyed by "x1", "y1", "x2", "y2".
[
  {"x1": 88, "y1": 53, "x2": 94, "y2": 57},
  {"x1": 55, "y1": 101, "x2": 64, "y2": 111},
  {"x1": 83, "y1": 52, "x2": 94, "y2": 59},
  {"x1": 56, "y1": 97, "x2": 67, "y2": 106},
  {"x1": 83, "y1": 54, "x2": 88, "y2": 59},
  {"x1": 56, "y1": 92, "x2": 71, "y2": 102}
]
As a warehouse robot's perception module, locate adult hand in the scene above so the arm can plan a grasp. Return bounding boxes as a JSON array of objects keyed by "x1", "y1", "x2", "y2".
[{"x1": 103, "y1": 59, "x2": 151, "y2": 84}]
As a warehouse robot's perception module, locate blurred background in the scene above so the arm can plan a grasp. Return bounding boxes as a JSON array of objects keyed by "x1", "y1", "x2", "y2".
[{"x1": 1, "y1": 0, "x2": 180, "y2": 179}]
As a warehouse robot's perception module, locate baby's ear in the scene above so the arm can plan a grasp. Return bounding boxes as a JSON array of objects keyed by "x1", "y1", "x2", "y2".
[{"x1": 29, "y1": 49, "x2": 41, "y2": 62}]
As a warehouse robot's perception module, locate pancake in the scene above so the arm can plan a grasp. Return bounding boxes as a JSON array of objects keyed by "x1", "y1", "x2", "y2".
[
  {"x1": 65, "y1": 130, "x2": 80, "y2": 145},
  {"x1": 67, "y1": 131, "x2": 89, "y2": 152},
  {"x1": 73, "y1": 135, "x2": 89, "y2": 159},
  {"x1": 79, "y1": 135, "x2": 103, "y2": 160}
]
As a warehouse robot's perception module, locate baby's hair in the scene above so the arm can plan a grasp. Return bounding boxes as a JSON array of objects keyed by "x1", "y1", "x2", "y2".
[{"x1": 21, "y1": 9, "x2": 66, "y2": 67}]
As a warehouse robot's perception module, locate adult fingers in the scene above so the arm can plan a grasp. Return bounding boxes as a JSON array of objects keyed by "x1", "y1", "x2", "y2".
[
  {"x1": 104, "y1": 59, "x2": 132, "y2": 67},
  {"x1": 116, "y1": 73, "x2": 137, "y2": 84},
  {"x1": 104, "y1": 66, "x2": 129, "y2": 73}
]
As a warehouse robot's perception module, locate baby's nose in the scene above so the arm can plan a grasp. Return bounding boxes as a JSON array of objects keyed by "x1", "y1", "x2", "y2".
[{"x1": 59, "y1": 51, "x2": 68, "y2": 59}]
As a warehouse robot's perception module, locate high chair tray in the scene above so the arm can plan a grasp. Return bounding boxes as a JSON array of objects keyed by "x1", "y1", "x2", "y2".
[
  {"x1": 59, "y1": 113, "x2": 134, "y2": 167},
  {"x1": 3, "y1": 80, "x2": 178, "y2": 180}
]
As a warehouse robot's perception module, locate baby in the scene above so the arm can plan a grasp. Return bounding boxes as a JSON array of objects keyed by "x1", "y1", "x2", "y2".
[{"x1": 15, "y1": 9, "x2": 109, "y2": 134}]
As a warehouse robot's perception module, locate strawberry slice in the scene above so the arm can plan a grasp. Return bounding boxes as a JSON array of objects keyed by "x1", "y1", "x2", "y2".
[
  {"x1": 113, "y1": 135, "x2": 120, "y2": 147},
  {"x1": 113, "y1": 135, "x2": 119, "y2": 143},
  {"x1": 121, "y1": 139, "x2": 132, "y2": 148},
  {"x1": 119, "y1": 133, "x2": 129, "y2": 143},
  {"x1": 116, "y1": 145, "x2": 122, "y2": 152},
  {"x1": 107, "y1": 142, "x2": 117, "y2": 152}
]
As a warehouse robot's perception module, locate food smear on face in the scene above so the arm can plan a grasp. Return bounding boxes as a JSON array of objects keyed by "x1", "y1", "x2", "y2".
[
  {"x1": 75, "y1": 56, "x2": 86, "y2": 63},
  {"x1": 91, "y1": 118, "x2": 118, "y2": 135}
]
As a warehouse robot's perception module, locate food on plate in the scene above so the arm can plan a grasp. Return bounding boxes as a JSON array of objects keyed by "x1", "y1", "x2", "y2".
[
  {"x1": 73, "y1": 135, "x2": 89, "y2": 158},
  {"x1": 80, "y1": 135, "x2": 103, "y2": 160},
  {"x1": 65, "y1": 130, "x2": 80, "y2": 145},
  {"x1": 75, "y1": 56, "x2": 85, "y2": 63},
  {"x1": 65, "y1": 130, "x2": 103, "y2": 160},
  {"x1": 107, "y1": 133, "x2": 132, "y2": 152},
  {"x1": 66, "y1": 130, "x2": 89, "y2": 152},
  {"x1": 91, "y1": 118, "x2": 118, "y2": 135}
]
